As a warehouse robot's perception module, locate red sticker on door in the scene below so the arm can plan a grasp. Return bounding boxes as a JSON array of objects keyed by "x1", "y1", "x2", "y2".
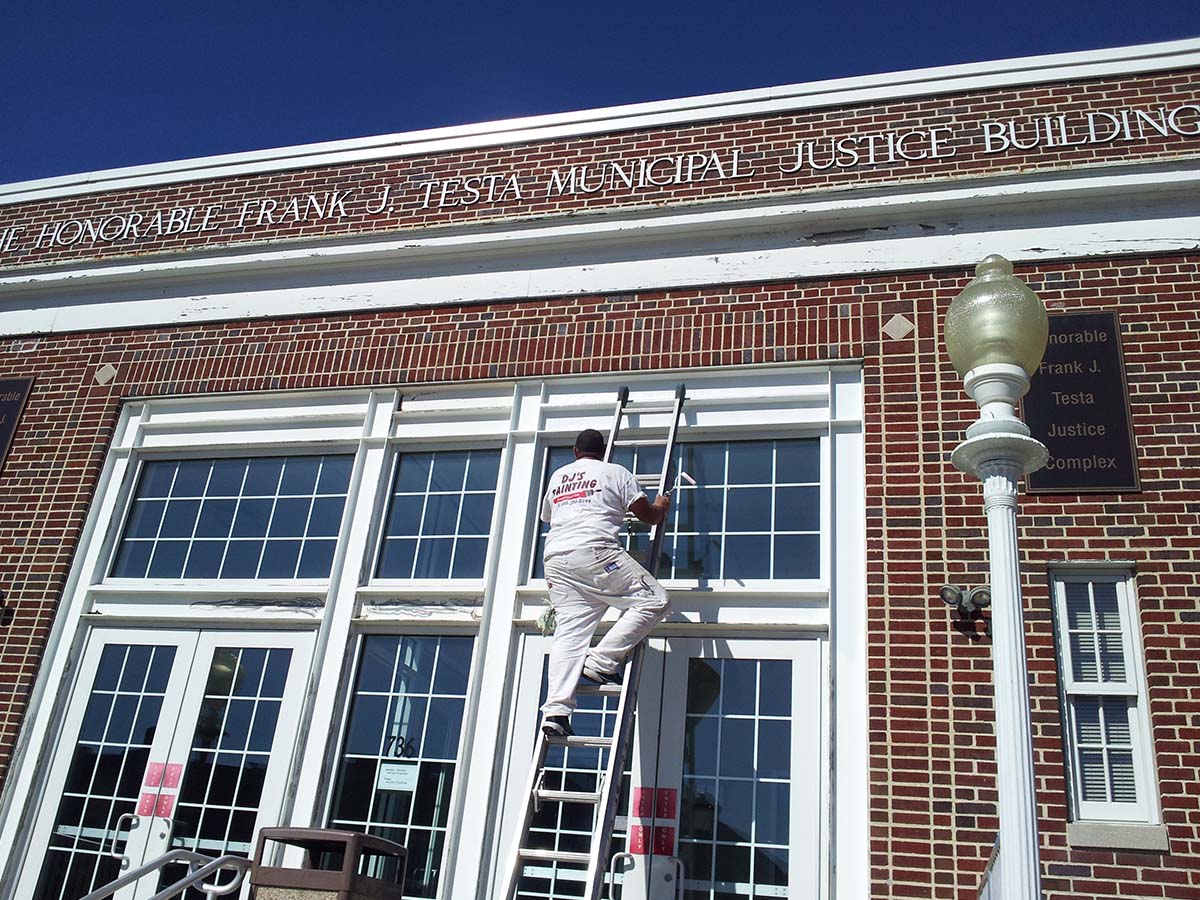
[
  {"x1": 631, "y1": 787, "x2": 654, "y2": 818},
  {"x1": 137, "y1": 792, "x2": 157, "y2": 816},
  {"x1": 156, "y1": 794, "x2": 175, "y2": 817},
  {"x1": 653, "y1": 825, "x2": 675, "y2": 856},
  {"x1": 143, "y1": 762, "x2": 164, "y2": 787},
  {"x1": 628, "y1": 824, "x2": 649, "y2": 855},
  {"x1": 163, "y1": 764, "x2": 183, "y2": 788},
  {"x1": 655, "y1": 787, "x2": 677, "y2": 818}
]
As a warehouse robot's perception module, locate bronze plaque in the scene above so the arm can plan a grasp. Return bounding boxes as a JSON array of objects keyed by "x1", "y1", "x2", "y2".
[
  {"x1": 1025, "y1": 312, "x2": 1139, "y2": 493},
  {"x1": 0, "y1": 378, "x2": 33, "y2": 476}
]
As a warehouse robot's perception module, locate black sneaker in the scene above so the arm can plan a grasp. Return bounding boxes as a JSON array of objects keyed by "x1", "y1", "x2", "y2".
[
  {"x1": 542, "y1": 715, "x2": 575, "y2": 737},
  {"x1": 581, "y1": 665, "x2": 623, "y2": 686}
]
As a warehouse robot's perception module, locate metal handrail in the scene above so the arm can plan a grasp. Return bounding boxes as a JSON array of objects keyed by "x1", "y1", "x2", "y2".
[{"x1": 80, "y1": 848, "x2": 252, "y2": 900}]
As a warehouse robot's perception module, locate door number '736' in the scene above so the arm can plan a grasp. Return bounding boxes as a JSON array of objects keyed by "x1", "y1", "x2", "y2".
[{"x1": 384, "y1": 734, "x2": 417, "y2": 758}]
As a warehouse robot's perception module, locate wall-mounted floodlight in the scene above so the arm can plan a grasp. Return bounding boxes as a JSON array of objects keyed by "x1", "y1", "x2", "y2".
[{"x1": 939, "y1": 584, "x2": 992, "y2": 615}]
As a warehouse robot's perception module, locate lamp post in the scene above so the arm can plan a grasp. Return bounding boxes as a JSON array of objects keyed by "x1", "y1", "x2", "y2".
[{"x1": 945, "y1": 254, "x2": 1049, "y2": 900}]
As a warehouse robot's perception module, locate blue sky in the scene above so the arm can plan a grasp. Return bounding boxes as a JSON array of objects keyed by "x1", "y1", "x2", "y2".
[{"x1": 3, "y1": 1, "x2": 1199, "y2": 184}]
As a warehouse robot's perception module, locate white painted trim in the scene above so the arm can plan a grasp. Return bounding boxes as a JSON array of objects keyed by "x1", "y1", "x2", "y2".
[
  {"x1": 2, "y1": 164, "x2": 1199, "y2": 337},
  {"x1": 2, "y1": 39, "x2": 1199, "y2": 205}
]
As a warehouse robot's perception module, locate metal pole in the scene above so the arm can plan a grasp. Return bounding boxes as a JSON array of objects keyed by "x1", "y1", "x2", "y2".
[
  {"x1": 952, "y1": 365, "x2": 1047, "y2": 900},
  {"x1": 980, "y1": 457, "x2": 1042, "y2": 899}
]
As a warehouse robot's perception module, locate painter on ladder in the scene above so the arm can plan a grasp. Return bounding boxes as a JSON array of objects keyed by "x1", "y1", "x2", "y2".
[{"x1": 539, "y1": 428, "x2": 672, "y2": 737}]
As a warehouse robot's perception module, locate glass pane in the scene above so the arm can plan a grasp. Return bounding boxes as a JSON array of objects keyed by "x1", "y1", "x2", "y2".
[
  {"x1": 173, "y1": 461, "x2": 211, "y2": 496},
  {"x1": 196, "y1": 500, "x2": 236, "y2": 538},
  {"x1": 208, "y1": 459, "x2": 248, "y2": 495},
  {"x1": 1070, "y1": 632, "x2": 1099, "y2": 682},
  {"x1": 776, "y1": 440, "x2": 820, "y2": 483},
  {"x1": 458, "y1": 494, "x2": 494, "y2": 534},
  {"x1": 723, "y1": 535, "x2": 769, "y2": 579},
  {"x1": 377, "y1": 540, "x2": 417, "y2": 579},
  {"x1": 422, "y1": 495, "x2": 461, "y2": 536},
  {"x1": 414, "y1": 540, "x2": 453, "y2": 579},
  {"x1": 775, "y1": 485, "x2": 820, "y2": 531},
  {"x1": 774, "y1": 534, "x2": 820, "y2": 579},
  {"x1": 726, "y1": 441, "x2": 773, "y2": 484},
  {"x1": 147, "y1": 542, "x2": 187, "y2": 578},
  {"x1": 125, "y1": 500, "x2": 166, "y2": 538},
  {"x1": 386, "y1": 495, "x2": 426, "y2": 538},
  {"x1": 160, "y1": 500, "x2": 201, "y2": 538},
  {"x1": 139, "y1": 461, "x2": 177, "y2": 497},
  {"x1": 317, "y1": 456, "x2": 354, "y2": 494},
  {"x1": 725, "y1": 487, "x2": 771, "y2": 532},
  {"x1": 450, "y1": 539, "x2": 487, "y2": 579},
  {"x1": 268, "y1": 498, "x2": 311, "y2": 537},
  {"x1": 1065, "y1": 582, "x2": 1093, "y2": 629},
  {"x1": 280, "y1": 457, "x2": 320, "y2": 495},
  {"x1": 220, "y1": 541, "x2": 263, "y2": 578},
  {"x1": 429, "y1": 453, "x2": 468, "y2": 492},
  {"x1": 465, "y1": 451, "x2": 500, "y2": 490}
]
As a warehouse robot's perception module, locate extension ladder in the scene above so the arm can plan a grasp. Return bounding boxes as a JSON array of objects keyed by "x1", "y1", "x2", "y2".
[{"x1": 501, "y1": 383, "x2": 687, "y2": 900}]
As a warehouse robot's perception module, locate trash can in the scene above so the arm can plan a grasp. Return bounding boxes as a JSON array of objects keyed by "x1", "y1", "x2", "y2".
[{"x1": 249, "y1": 828, "x2": 407, "y2": 900}]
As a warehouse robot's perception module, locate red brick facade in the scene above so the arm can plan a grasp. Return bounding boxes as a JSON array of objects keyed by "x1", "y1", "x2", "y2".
[
  {"x1": 2, "y1": 53, "x2": 1199, "y2": 900},
  {"x1": 1, "y1": 253, "x2": 1198, "y2": 898}
]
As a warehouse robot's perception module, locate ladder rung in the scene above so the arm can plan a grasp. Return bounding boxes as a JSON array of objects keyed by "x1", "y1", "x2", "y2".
[
  {"x1": 535, "y1": 788, "x2": 603, "y2": 804},
  {"x1": 576, "y1": 682, "x2": 623, "y2": 695},
  {"x1": 621, "y1": 403, "x2": 677, "y2": 414},
  {"x1": 635, "y1": 474, "x2": 660, "y2": 486},
  {"x1": 519, "y1": 848, "x2": 592, "y2": 865},
  {"x1": 546, "y1": 734, "x2": 613, "y2": 748},
  {"x1": 612, "y1": 438, "x2": 667, "y2": 447}
]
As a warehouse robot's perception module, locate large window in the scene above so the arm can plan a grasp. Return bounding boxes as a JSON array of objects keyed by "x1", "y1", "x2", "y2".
[
  {"x1": 111, "y1": 455, "x2": 353, "y2": 579},
  {"x1": 1052, "y1": 570, "x2": 1159, "y2": 824},
  {"x1": 532, "y1": 439, "x2": 820, "y2": 581},
  {"x1": 328, "y1": 635, "x2": 474, "y2": 899},
  {"x1": 376, "y1": 449, "x2": 500, "y2": 580}
]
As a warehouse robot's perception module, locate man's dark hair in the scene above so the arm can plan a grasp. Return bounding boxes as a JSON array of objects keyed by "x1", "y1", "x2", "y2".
[{"x1": 574, "y1": 428, "x2": 606, "y2": 457}]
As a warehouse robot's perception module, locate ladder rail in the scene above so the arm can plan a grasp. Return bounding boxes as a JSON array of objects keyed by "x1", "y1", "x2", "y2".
[{"x1": 504, "y1": 383, "x2": 685, "y2": 900}]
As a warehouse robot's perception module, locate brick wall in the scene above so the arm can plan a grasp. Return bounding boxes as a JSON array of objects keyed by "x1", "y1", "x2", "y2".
[
  {"x1": 0, "y1": 253, "x2": 1197, "y2": 898},
  {"x1": 1, "y1": 67, "x2": 1198, "y2": 271}
]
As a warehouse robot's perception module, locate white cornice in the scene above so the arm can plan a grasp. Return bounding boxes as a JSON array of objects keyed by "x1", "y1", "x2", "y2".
[{"x1": 2, "y1": 38, "x2": 1199, "y2": 207}]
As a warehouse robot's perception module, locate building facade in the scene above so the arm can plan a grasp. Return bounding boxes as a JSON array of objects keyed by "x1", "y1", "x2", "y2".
[{"x1": 0, "y1": 38, "x2": 1198, "y2": 900}]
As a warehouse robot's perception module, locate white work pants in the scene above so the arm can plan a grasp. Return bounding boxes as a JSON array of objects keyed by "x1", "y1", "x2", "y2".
[{"x1": 542, "y1": 545, "x2": 670, "y2": 718}]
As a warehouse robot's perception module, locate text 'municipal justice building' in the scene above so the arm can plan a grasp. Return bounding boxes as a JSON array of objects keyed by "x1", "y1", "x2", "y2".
[{"x1": 1, "y1": 37, "x2": 1198, "y2": 900}]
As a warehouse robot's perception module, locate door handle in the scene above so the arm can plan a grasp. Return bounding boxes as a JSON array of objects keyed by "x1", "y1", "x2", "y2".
[
  {"x1": 609, "y1": 851, "x2": 634, "y2": 895},
  {"x1": 108, "y1": 813, "x2": 139, "y2": 870},
  {"x1": 664, "y1": 856, "x2": 684, "y2": 900}
]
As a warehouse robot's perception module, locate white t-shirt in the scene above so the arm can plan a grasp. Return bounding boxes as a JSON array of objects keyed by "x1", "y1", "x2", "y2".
[{"x1": 541, "y1": 456, "x2": 645, "y2": 558}]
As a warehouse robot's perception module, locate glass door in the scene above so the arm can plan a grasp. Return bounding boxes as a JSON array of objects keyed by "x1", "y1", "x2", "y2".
[
  {"x1": 19, "y1": 628, "x2": 313, "y2": 900},
  {"x1": 498, "y1": 634, "x2": 826, "y2": 900},
  {"x1": 648, "y1": 637, "x2": 825, "y2": 900}
]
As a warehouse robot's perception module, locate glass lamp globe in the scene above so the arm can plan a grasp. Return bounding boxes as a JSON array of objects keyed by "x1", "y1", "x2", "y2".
[{"x1": 945, "y1": 255, "x2": 1049, "y2": 377}]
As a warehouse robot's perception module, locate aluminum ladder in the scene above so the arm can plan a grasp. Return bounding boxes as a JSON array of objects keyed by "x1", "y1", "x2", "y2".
[{"x1": 501, "y1": 383, "x2": 686, "y2": 900}]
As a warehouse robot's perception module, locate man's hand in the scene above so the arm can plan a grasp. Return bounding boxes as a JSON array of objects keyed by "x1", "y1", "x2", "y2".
[{"x1": 652, "y1": 493, "x2": 671, "y2": 514}]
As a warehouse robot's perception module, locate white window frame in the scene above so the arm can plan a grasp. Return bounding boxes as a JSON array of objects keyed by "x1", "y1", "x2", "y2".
[{"x1": 1050, "y1": 566, "x2": 1160, "y2": 825}]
